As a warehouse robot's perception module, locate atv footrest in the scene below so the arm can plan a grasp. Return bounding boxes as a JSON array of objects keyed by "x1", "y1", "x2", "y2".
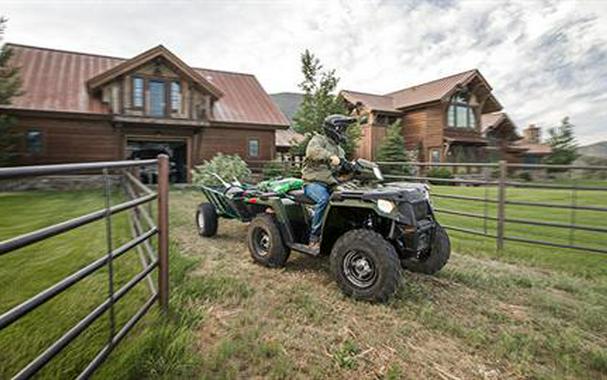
[{"x1": 289, "y1": 243, "x2": 321, "y2": 257}]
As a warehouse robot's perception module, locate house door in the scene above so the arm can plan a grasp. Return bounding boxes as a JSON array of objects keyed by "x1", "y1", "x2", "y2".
[{"x1": 149, "y1": 80, "x2": 166, "y2": 117}]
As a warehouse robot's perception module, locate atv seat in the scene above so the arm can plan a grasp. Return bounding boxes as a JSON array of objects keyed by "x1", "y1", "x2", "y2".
[{"x1": 287, "y1": 190, "x2": 316, "y2": 205}]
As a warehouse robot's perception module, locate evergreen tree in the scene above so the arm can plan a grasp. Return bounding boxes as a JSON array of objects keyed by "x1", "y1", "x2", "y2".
[
  {"x1": 291, "y1": 50, "x2": 360, "y2": 158},
  {"x1": 375, "y1": 121, "x2": 411, "y2": 174},
  {"x1": 545, "y1": 117, "x2": 579, "y2": 165},
  {"x1": 0, "y1": 17, "x2": 22, "y2": 165}
]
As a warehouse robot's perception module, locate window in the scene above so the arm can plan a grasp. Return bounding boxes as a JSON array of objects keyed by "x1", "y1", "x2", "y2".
[
  {"x1": 430, "y1": 148, "x2": 441, "y2": 163},
  {"x1": 26, "y1": 130, "x2": 43, "y2": 154},
  {"x1": 248, "y1": 139, "x2": 260, "y2": 157},
  {"x1": 171, "y1": 81, "x2": 181, "y2": 111},
  {"x1": 149, "y1": 80, "x2": 166, "y2": 117},
  {"x1": 447, "y1": 92, "x2": 477, "y2": 129},
  {"x1": 132, "y1": 77, "x2": 144, "y2": 108}
]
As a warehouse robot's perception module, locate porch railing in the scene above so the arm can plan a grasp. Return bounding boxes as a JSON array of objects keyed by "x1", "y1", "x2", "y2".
[{"x1": 0, "y1": 155, "x2": 170, "y2": 379}]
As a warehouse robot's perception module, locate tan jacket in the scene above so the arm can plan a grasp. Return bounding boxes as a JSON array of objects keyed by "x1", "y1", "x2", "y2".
[{"x1": 301, "y1": 133, "x2": 345, "y2": 186}]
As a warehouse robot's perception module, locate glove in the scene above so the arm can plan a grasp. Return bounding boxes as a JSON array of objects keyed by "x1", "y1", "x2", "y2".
[{"x1": 330, "y1": 155, "x2": 341, "y2": 166}]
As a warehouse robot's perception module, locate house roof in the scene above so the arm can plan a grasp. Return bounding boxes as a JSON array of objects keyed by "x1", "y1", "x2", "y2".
[
  {"x1": 481, "y1": 111, "x2": 522, "y2": 140},
  {"x1": 276, "y1": 128, "x2": 305, "y2": 148},
  {"x1": 5, "y1": 43, "x2": 289, "y2": 127},
  {"x1": 340, "y1": 90, "x2": 399, "y2": 113},
  {"x1": 341, "y1": 69, "x2": 502, "y2": 113}
]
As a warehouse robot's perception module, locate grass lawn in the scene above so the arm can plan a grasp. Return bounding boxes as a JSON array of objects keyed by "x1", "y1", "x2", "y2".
[
  {"x1": 0, "y1": 190, "x2": 153, "y2": 379},
  {"x1": 1, "y1": 188, "x2": 606, "y2": 379}
]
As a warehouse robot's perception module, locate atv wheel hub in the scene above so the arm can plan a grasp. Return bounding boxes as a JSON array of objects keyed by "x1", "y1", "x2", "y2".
[
  {"x1": 253, "y1": 228, "x2": 270, "y2": 256},
  {"x1": 343, "y1": 250, "x2": 377, "y2": 288}
]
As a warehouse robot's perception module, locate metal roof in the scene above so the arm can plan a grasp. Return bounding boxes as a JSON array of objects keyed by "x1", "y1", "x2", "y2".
[
  {"x1": 5, "y1": 43, "x2": 289, "y2": 127},
  {"x1": 341, "y1": 70, "x2": 497, "y2": 113}
]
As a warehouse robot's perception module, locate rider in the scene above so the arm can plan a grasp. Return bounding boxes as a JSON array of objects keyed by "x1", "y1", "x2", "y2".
[{"x1": 302, "y1": 114, "x2": 356, "y2": 249}]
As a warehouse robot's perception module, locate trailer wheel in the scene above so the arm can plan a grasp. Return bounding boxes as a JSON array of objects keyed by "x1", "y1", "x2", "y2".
[
  {"x1": 247, "y1": 214, "x2": 290, "y2": 268},
  {"x1": 196, "y1": 202, "x2": 218, "y2": 237},
  {"x1": 330, "y1": 229, "x2": 401, "y2": 303},
  {"x1": 401, "y1": 224, "x2": 450, "y2": 274}
]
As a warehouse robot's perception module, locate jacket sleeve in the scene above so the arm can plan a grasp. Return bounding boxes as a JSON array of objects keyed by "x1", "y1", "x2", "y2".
[{"x1": 305, "y1": 135, "x2": 334, "y2": 162}]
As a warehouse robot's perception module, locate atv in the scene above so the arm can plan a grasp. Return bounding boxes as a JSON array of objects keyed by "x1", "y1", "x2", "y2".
[{"x1": 196, "y1": 160, "x2": 450, "y2": 302}]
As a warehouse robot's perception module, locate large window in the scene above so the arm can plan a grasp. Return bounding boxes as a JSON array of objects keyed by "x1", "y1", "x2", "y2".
[
  {"x1": 149, "y1": 80, "x2": 166, "y2": 117},
  {"x1": 248, "y1": 138, "x2": 260, "y2": 157},
  {"x1": 171, "y1": 81, "x2": 181, "y2": 111},
  {"x1": 26, "y1": 130, "x2": 43, "y2": 154},
  {"x1": 132, "y1": 77, "x2": 144, "y2": 108},
  {"x1": 447, "y1": 93, "x2": 476, "y2": 129}
]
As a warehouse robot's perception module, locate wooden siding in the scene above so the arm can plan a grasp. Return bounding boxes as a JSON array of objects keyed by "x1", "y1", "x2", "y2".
[
  {"x1": 13, "y1": 116, "x2": 119, "y2": 166},
  {"x1": 197, "y1": 126, "x2": 275, "y2": 162}
]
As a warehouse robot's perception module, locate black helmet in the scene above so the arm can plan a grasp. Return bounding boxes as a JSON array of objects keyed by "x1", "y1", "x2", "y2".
[{"x1": 323, "y1": 114, "x2": 357, "y2": 143}]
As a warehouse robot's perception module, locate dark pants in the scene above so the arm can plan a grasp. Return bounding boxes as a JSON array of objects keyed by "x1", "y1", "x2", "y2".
[{"x1": 304, "y1": 182, "x2": 331, "y2": 242}]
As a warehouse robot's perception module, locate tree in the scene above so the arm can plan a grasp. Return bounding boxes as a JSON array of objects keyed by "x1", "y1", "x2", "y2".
[
  {"x1": 291, "y1": 50, "x2": 360, "y2": 158},
  {"x1": 0, "y1": 17, "x2": 22, "y2": 165},
  {"x1": 375, "y1": 121, "x2": 411, "y2": 175},
  {"x1": 545, "y1": 117, "x2": 579, "y2": 166}
]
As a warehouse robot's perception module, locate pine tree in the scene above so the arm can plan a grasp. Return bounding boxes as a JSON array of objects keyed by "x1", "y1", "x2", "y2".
[
  {"x1": 0, "y1": 17, "x2": 23, "y2": 165},
  {"x1": 291, "y1": 50, "x2": 360, "y2": 158},
  {"x1": 545, "y1": 117, "x2": 579, "y2": 166},
  {"x1": 376, "y1": 121, "x2": 410, "y2": 174}
]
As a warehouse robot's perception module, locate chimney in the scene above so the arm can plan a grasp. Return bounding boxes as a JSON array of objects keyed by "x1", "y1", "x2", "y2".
[{"x1": 523, "y1": 124, "x2": 541, "y2": 144}]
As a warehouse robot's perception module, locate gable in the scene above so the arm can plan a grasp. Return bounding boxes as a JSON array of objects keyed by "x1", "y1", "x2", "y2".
[{"x1": 87, "y1": 45, "x2": 222, "y2": 99}]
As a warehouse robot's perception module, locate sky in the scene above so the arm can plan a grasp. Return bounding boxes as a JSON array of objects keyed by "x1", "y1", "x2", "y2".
[{"x1": 1, "y1": 0, "x2": 607, "y2": 145}]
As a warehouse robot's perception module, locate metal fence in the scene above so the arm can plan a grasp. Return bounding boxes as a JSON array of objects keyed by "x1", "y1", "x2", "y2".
[
  {"x1": 0, "y1": 155, "x2": 170, "y2": 379},
  {"x1": 251, "y1": 159, "x2": 607, "y2": 255}
]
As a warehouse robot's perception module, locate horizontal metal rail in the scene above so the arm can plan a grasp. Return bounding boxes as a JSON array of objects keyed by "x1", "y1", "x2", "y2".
[
  {"x1": 385, "y1": 174, "x2": 498, "y2": 186},
  {"x1": 504, "y1": 217, "x2": 607, "y2": 233},
  {"x1": 503, "y1": 236, "x2": 607, "y2": 255},
  {"x1": 381, "y1": 161, "x2": 499, "y2": 168},
  {"x1": 0, "y1": 228, "x2": 157, "y2": 330},
  {"x1": 0, "y1": 192, "x2": 156, "y2": 255},
  {"x1": 432, "y1": 193, "x2": 499, "y2": 203},
  {"x1": 504, "y1": 199, "x2": 607, "y2": 212},
  {"x1": 442, "y1": 224, "x2": 497, "y2": 238},
  {"x1": 13, "y1": 260, "x2": 159, "y2": 380},
  {"x1": 0, "y1": 159, "x2": 157, "y2": 179},
  {"x1": 434, "y1": 208, "x2": 496, "y2": 220},
  {"x1": 504, "y1": 181, "x2": 607, "y2": 191},
  {"x1": 506, "y1": 163, "x2": 607, "y2": 170}
]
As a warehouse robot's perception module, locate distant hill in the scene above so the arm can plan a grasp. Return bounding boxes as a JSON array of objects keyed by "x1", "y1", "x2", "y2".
[
  {"x1": 270, "y1": 92, "x2": 303, "y2": 124},
  {"x1": 578, "y1": 141, "x2": 607, "y2": 158}
]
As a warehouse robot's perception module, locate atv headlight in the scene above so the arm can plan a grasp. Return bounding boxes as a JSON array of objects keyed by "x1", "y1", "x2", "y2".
[{"x1": 377, "y1": 199, "x2": 395, "y2": 214}]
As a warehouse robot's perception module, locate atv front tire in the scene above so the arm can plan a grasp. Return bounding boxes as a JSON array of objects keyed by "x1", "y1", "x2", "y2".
[
  {"x1": 247, "y1": 214, "x2": 290, "y2": 268},
  {"x1": 196, "y1": 202, "x2": 218, "y2": 237},
  {"x1": 330, "y1": 229, "x2": 401, "y2": 303},
  {"x1": 401, "y1": 224, "x2": 450, "y2": 274}
]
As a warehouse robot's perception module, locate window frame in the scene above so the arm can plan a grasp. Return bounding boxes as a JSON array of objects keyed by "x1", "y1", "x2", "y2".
[
  {"x1": 26, "y1": 129, "x2": 44, "y2": 155},
  {"x1": 170, "y1": 81, "x2": 182, "y2": 112},
  {"x1": 132, "y1": 76, "x2": 145, "y2": 109},
  {"x1": 248, "y1": 138, "x2": 260, "y2": 158},
  {"x1": 148, "y1": 79, "x2": 167, "y2": 117},
  {"x1": 429, "y1": 148, "x2": 441, "y2": 163},
  {"x1": 447, "y1": 92, "x2": 477, "y2": 129}
]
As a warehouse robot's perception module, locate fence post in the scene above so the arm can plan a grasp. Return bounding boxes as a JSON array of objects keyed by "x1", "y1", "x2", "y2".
[
  {"x1": 157, "y1": 154, "x2": 170, "y2": 314},
  {"x1": 496, "y1": 160, "x2": 507, "y2": 251}
]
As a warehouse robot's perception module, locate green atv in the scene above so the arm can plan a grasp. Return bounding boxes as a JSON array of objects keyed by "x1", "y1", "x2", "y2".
[{"x1": 196, "y1": 160, "x2": 450, "y2": 302}]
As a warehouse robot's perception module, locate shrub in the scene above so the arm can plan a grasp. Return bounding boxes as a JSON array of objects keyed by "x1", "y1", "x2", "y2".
[
  {"x1": 262, "y1": 161, "x2": 301, "y2": 180},
  {"x1": 191, "y1": 153, "x2": 251, "y2": 186},
  {"x1": 426, "y1": 167, "x2": 454, "y2": 185}
]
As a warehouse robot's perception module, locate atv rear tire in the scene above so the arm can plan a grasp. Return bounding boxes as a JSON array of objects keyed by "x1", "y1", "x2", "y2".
[
  {"x1": 330, "y1": 229, "x2": 401, "y2": 303},
  {"x1": 401, "y1": 224, "x2": 450, "y2": 274},
  {"x1": 196, "y1": 202, "x2": 218, "y2": 237},
  {"x1": 247, "y1": 214, "x2": 290, "y2": 268}
]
